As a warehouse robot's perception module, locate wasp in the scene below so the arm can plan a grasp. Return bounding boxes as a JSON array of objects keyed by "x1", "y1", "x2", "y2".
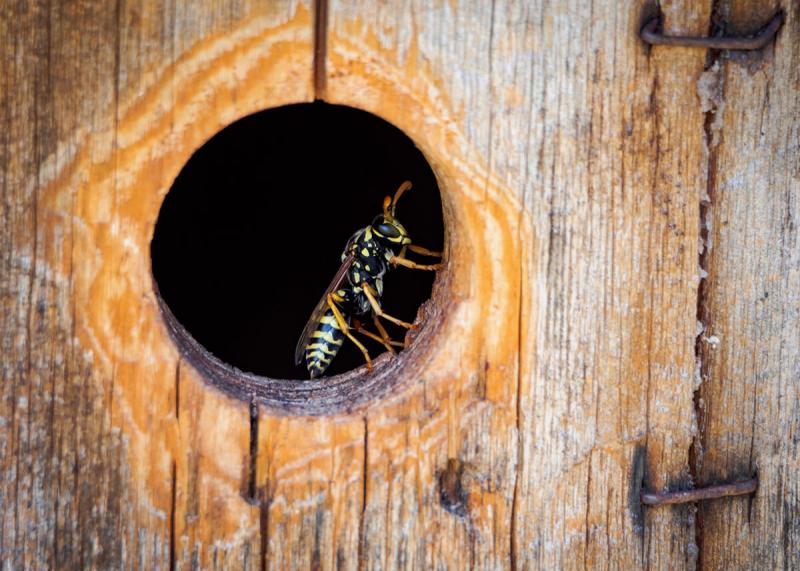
[{"x1": 295, "y1": 181, "x2": 442, "y2": 379}]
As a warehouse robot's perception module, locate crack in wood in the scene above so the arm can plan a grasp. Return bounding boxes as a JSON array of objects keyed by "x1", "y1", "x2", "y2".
[
  {"x1": 358, "y1": 416, "x2": 368, "y2": 571},
  {"x1": 259, "y1": 489, "x2": 270, "y2": 571},
  {"x1": 174, "y1": 358, "x2": 181, "y2": 420},
  {"x1": 247, "y1": 399, "x2": 259, "y2": 503},
  {"x1": 169, "y1": 461, "x2": 177, "y2": 571},
  {"x1": 692, "y1": 6, "x2": 725, "y2": 565},
  {"x1": 313, "y1": 0, "x2": 328, "y2": 100}
]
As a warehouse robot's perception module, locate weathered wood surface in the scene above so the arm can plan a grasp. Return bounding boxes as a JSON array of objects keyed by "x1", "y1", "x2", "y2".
[
  {"x1": 694, "y1": 0, "x2": 800, "y2": 568},
  {"x1": 325, "y1": 1, "x2": 707, "y2": 568},
  {"x1": 1, "y1": 2, "x2": 313, "y2": 569},
  {"x1": 1, "y1": 1, "x2": 798, "y2": 570}
]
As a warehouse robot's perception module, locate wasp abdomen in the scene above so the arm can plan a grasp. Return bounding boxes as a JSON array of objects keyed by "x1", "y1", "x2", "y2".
[{"x1": 304, "y1": 308, "x2": 346, "y2": 378}]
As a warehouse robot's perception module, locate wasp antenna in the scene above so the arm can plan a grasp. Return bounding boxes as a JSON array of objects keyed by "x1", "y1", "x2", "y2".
[
  {"x1": 382, "y1": 196, "x2": 392, "y2": 217},
  {"x1": 391, "y1": 181, "x2": 412, "y2": 216}
]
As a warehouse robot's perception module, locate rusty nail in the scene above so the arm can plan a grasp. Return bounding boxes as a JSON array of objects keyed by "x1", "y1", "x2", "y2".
[
  {"x1": 641, "y1": 477, "x2": 758, "y2": 506},
  {"x1": 640, "y1": 12, "x2": 784, "y2": 50},
  {"x1": 438, "y1": 458, "x2": 468, "y2": 517}
]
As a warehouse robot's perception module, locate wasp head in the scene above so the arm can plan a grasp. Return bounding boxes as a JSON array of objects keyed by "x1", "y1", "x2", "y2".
[
  {"x1": 371, "y1": 181, "x2": 413, "y2": 247},
  {"x1": 371, "y1": 214, "x2": 410, "y2": 246}
]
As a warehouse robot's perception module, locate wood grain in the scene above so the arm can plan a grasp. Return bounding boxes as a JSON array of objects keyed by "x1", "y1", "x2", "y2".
[{"x1": 1, "y1": 0, "x2": 798, "y2": 569}]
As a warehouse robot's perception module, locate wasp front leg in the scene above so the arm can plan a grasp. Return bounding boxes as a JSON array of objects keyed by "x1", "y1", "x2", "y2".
[
  {"x1": 327, "y1": 293, "x2": 373, "y2": 371},
  {"x1": 390, "y1": 254, "x2": 442, "y2": 271},
  {"x1": 407, "y1": 244, "x2": 442, "y2": 257}
]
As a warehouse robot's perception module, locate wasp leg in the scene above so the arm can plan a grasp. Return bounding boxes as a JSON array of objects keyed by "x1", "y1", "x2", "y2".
[
  {"x1": 372, "y1": 314, "x2": 405, "y2": 350},
  {"x1": 363, "y1": 284, "x2": 417, "y2": 329},
  {"x1": 327, "y1": 293, "x2": 373, "y2": 371},
  {"x1": 407, "y1": 244, "x2": 443, "y2": 257},
  {"x1": 352, "y1": 321, "x2": 401, "y2": 354},
  {"x1": 360, "y1": 315, "x2": 405, "y2": 352},
  {"x1": 390, "y1": 255, "x2": 442, "y2": 271}
]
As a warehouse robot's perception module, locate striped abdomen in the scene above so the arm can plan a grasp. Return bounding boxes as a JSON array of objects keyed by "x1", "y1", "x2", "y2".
[{"x1": 304, "y1": 309, "x2": 345, "y2": 378}]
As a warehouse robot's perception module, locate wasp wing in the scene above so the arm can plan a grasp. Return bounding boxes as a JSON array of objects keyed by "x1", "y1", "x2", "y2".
[{"x1": 294, "y1": 253, "x2": 355, "y2": 365}]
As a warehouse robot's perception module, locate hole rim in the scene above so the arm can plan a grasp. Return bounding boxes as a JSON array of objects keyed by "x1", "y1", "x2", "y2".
[
  {"x1": 150, "y1": 105, "x2": 455, "y2": 416},
  {"x1": 153, "y1": 266, "x2": 452, "y2": 416}
]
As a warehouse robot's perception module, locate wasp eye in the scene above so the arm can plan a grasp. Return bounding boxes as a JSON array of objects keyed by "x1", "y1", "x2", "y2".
[{"x1": 374, "y1": 221, "x2": 401, "y2": 239}]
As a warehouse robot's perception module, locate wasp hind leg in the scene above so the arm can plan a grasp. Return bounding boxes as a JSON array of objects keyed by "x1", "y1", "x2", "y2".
[
  {"x1": 352, "y1": 319, "x2": 403, "y2": 355},
  {"x1": 363, "y1": 284, "x2": 417, "y2": 330},
  {"x1": 372, "y1": 315, "x2": 405, "y2": 350},
  {"x1": 327, "y1": 293, "x2": 373, "y2": 372}
]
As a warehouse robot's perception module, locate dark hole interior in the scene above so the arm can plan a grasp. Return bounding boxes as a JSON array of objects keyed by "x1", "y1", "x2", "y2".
[{"x1": 151, "y1": 102, "x2": 443, "y2": 379}]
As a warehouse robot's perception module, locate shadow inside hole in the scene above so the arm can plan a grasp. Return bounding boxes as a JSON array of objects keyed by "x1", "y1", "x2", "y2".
[{"x1": 151, "y1": 102, "x2": 443, "y2": 379}]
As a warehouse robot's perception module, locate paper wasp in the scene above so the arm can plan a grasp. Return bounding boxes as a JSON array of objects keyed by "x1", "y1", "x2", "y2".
[{"x1": 294, "y1": 181, "x2": 442, "y2": 378}]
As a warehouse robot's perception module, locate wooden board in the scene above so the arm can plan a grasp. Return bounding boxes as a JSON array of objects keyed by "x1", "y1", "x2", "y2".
[
  {"x1": 0, "y1": 1, "x2": 313, "y2": 568},
  {"x1": 694, "y1": 0, "x2": 800, "y2": 568},
  {"x1": 324, "y1": 1, "x2": 709, "y2": 568},
  {"x1": 1, "y1": 0, "x2": 798, "y2": 569}
]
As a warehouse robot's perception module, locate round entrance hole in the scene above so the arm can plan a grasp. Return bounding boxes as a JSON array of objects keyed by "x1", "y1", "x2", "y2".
[{"x1": 151, "y1": 102, "x2": 445, "y2": 405}]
